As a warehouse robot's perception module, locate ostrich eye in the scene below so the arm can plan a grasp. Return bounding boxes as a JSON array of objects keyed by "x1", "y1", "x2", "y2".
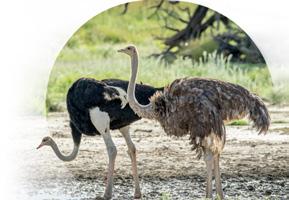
[{"x1": 127, "y1": 47, "x2": 131, "y2": 50}]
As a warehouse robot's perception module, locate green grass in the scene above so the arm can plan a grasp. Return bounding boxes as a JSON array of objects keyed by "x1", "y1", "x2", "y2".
[
  {"x1": 65, "y1": 1, "x2": 184, "y2": 49},
  {"x1": 160, "y1": 192, "x2": 172, "y2": 200},
  {"x1": 43, "y1": 1, "x2": 289, "y2": 113},
  {"x1": 271, "y1": 120, "x2": 288, "y2": 124},
  {"x1": 228, "y1": 119, "x2": 249, "y2": 126},
  {"x1": 63, "y1": 1, "x2": 226, "y2": 57},
  {"x1": 264, "y1": 84, "x2": 289, "y2": 105},
  {"x1": 47, "y1": 50, "x2": 273, "y2": 112}
]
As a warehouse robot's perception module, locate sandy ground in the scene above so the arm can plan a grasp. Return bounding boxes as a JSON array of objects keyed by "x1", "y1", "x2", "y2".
[{"x1": 17, "y1": 106, "x2": 289, "y2": 199}]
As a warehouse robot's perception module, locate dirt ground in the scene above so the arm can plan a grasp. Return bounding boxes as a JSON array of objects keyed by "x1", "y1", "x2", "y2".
[{"x1": 18, "y1": 106, "x2": 289, "y2": 199}]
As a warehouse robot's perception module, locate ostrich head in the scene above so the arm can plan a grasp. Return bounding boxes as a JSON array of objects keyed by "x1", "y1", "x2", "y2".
[
  {"x1": 117, "y1": 45, "x2": 137, "y2": 57},
  {"x1": 37, "y1": 136, "x2": 53, "y2": 149}
]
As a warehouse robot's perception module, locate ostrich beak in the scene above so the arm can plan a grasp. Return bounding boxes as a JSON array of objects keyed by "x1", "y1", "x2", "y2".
[
  {"x1": 117, "y1": 48, "x2": 125, "y2": 53},
  {"x1": 36, "y1": 143, "x2": 43, "y2": 149}
]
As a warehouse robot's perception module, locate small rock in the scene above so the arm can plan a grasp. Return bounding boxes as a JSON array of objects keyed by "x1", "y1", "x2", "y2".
[
  {"x1": 279, "y1": 181, "x2": 285, "y2": 187},
  {"x1": 265, "y1": 190, "x2": 272, "y2": 195},
  {"x1": 247, "y1": 185, "x2": 255, "y2": 191}
]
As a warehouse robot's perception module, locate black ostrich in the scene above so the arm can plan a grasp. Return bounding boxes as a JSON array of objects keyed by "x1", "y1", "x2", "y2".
[{"x1": 37, "y1": 77, "x2": 162, "y2": 199}]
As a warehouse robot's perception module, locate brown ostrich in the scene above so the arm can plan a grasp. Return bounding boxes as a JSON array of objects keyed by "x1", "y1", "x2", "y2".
[{"x1": 118, "y1": 45, "x2": 270, "y2": 199}]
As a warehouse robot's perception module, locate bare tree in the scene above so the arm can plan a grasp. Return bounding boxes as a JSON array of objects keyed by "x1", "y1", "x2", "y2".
[{"x1": 122, "y1": 1, "x2": 264, "y2": 63}]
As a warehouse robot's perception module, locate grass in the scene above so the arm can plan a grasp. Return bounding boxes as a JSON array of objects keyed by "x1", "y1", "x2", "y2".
[
  {"x1": 264, "y1": 84, "x2": 289, "y2": 105},
  {"x1": 65, "y1": 1, "x2": 181, "y2": 49},
  {"x1": 228, "y1": 119, "x2": 249, "y2": 126},
  {"x1": 160, "y1": 192, "x2": 171, "y2": 200},
  {"x1": 43, "y1": 1, "x2": 289, "y2": 113},
  {"x1": 63, "y1": 1, "x2": 226, "y2": 58},
  {"x1": 47, "y1": 50, "x2": 273, "y2": 112},
  {"x1": 271, "y1": 120, "x2": 288, "y2": 124}
]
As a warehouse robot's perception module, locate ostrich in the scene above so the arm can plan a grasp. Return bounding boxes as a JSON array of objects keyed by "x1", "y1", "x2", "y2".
[
  {"x1": 37, "y1": 77, "x2": 163, "y2": 199},
  {"x1": 118, "y1": 45, "x2": 270, "y2": 199}
]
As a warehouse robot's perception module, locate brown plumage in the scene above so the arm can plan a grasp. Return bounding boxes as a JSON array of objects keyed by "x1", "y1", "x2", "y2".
[
  {"x1": 150, "y1": 77, "x2": 270, "y2": 156},
  {"x1": 118, "y1": 45, "x2": 270, "y2": 199}
]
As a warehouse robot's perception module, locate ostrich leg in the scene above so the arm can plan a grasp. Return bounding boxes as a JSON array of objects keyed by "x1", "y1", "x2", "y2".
[
  {"x1": 204, "y1": 149, "x2": 214, "y2": 199},
  {"x1": 102, "y1": 130, "x2": 117, "y2": 199},
  {"x1": 119, "y1": 126, "x2": 141, "y2": 198},
  {"x1": 90, "y1": 108, "x2": 117, "y2": 200},
  {"x1": 214, "y1": 154, "x2": 224, "y2": 199}
]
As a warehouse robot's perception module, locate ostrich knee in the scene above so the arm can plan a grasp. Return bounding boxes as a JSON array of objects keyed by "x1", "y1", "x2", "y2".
[
  {"x1": 107, "y1": 145, "x2": 117, "y2": 160},
  {"x1": 127, "y1": 143, "x2": 136, "y2": 158}
]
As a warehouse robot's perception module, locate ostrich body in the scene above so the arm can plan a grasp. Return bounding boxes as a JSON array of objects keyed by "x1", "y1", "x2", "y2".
[
  {"x1": 37, "y1": 77, "x2": 162, "y2": 199},
  {"x1": 118, "y1": 45, "x2": 270, "y2": 199}
]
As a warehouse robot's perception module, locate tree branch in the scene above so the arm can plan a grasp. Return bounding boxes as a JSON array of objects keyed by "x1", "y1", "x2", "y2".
[
  {"x1": 177, "y1": 6, "x2": 191, "y2": 19},
  {"x1": 148, "y1": 0, "x2": 165, "y2": 18},
  {"x1": 160, "y1": 7, "x2": 189, "y2": 23},
  {"x1": 121, "y1": 3, "x2": 129, "y2": 15},
  {"x1": 164, "y1": 25, "x2": 180, "y2": 32}
]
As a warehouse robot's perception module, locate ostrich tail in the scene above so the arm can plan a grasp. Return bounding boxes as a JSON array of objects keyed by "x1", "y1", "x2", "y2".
[{"x1": 249, "y1": 95, "x2": 270, "y2": 134}]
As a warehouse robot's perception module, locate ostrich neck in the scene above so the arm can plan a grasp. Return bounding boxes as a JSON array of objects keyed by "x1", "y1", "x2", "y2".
[
  {"x1": 50, "y1": 139, "x2": 79, "y2": 162},
  {"x1": 127, "y1": 51, "x2": 154, "y2": 119}
]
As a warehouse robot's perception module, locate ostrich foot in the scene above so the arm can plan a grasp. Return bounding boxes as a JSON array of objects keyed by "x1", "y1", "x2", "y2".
[
  {"x1": 95, "y1": 194, "x2": 112, "y2": 200},
  {"x1": 94, "y1": 196, "x2": 106, "y2": 200},
  {"x1": 134, "y1": 191, "x2": 142, "y2": 199},
  {"x1": 103, "y1": 194, "x2": 112, "y2": 200},
  {"x1": 94, "y1": 194, "x2": 112, "y2": 200}
]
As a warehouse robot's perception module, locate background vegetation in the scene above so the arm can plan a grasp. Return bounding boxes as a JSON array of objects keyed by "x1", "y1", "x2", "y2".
[{"x1": 47, "y1": 1, "x2": 287, "y2": 113}]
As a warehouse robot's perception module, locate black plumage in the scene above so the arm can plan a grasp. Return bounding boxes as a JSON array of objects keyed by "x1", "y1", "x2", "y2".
[{"x1": 66, "y1": 77, "x2": 162, "y2": 146}]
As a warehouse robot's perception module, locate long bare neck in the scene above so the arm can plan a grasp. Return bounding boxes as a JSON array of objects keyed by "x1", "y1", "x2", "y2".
[
  {"x1": 50, "y1": 139, "x2": 79, "y2": 162},
  {"x1": 127, "y1": 50, "x2": 154, "y2": 119}
]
